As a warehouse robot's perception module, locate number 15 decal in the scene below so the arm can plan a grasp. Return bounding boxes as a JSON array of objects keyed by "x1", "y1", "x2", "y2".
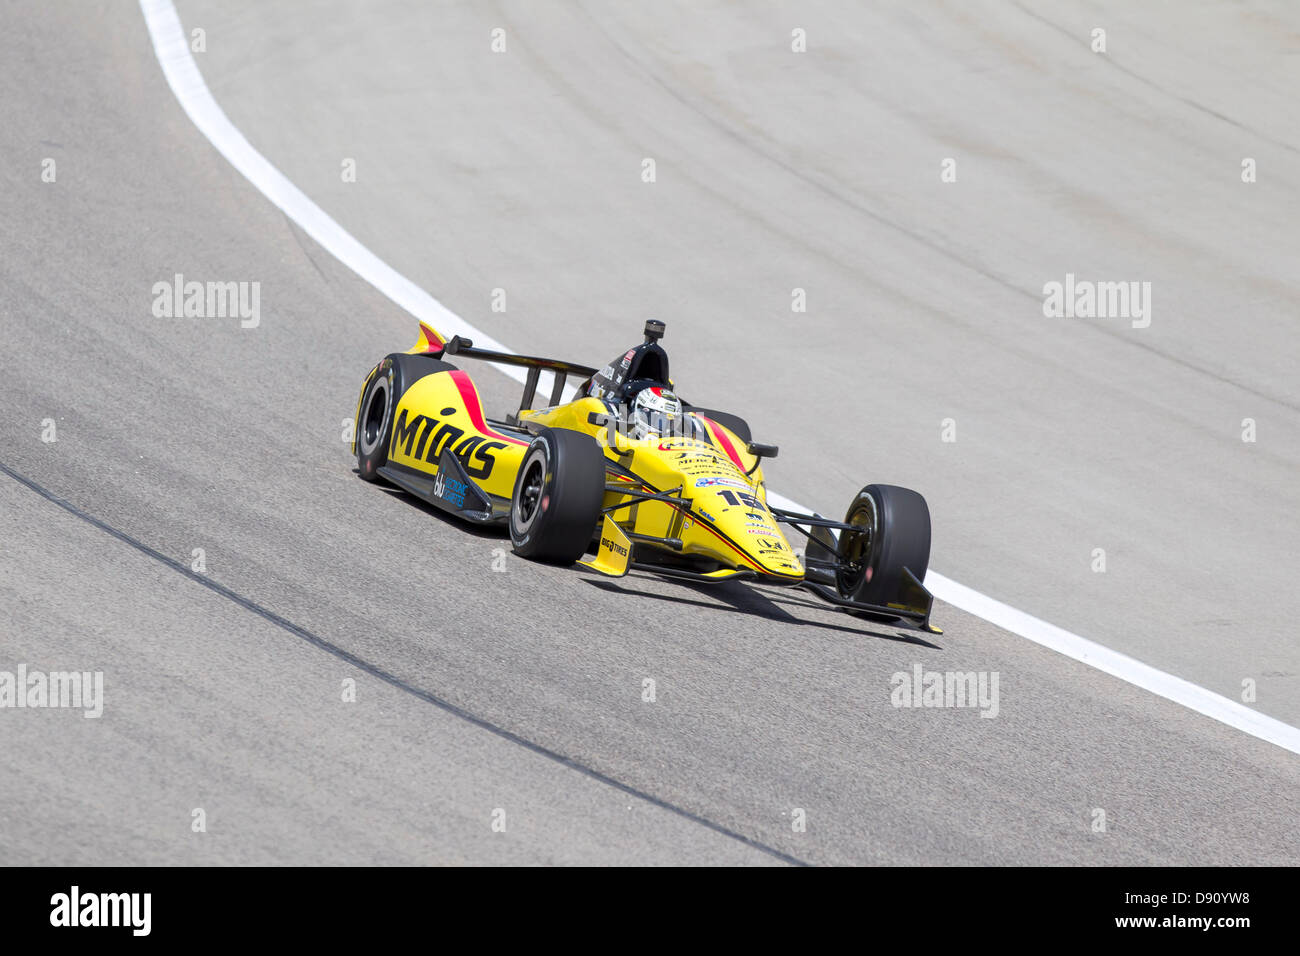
[{"x1": 719, "y1": 489, "x2": 763, "y2": 509}]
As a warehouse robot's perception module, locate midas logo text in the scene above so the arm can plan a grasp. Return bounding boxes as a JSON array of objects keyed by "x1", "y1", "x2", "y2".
[{"x1": 392, "y1": 407, "x2": 506, "y2": 479}]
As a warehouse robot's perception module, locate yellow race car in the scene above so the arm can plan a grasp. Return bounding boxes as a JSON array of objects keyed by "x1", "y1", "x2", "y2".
[{"x1": 353, "y1": 319, "x2": 939, "y2": 633}]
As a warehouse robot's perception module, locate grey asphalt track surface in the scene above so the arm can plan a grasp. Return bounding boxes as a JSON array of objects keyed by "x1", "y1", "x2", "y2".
[{"x1": 1, "y1": 1, "x2": 1297, "y2": 865}]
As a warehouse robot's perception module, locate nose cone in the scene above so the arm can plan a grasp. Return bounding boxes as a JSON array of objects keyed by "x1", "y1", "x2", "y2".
[
  {"x1": 746, "y1": 530, "x2": 805, "y2": 579},
  {"x1": 694, "y1": 486, "x2": 804, "y2": 579}
]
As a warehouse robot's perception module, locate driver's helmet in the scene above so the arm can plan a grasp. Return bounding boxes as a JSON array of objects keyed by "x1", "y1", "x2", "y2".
[{"x1": 629, "y1": 385, "x2": 683, "y2": 439}]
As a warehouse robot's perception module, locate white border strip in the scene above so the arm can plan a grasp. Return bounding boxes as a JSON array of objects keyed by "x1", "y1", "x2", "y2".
[{"x1": 140, "y1": 0, "x2": 1300, "y2": 757}]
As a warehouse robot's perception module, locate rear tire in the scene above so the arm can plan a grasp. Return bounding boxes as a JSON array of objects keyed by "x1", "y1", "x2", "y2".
[
  {"x1": 356, "y1": 353, "x2": 456, "y2": 482},
  {"x1": 509, "y1": 428, "x2": 606, "y2": 563},
  {"x1": 836, "y1": 484, "x2": 931, "y2": 612}
]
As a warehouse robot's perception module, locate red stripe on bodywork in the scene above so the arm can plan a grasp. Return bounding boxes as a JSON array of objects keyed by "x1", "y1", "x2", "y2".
[
  {"x1": 449, "y1": 370, "x2": 528, "y2": 445},
  {"x1": 700, "y1": 416, "x2": 746, "y2": 472}
]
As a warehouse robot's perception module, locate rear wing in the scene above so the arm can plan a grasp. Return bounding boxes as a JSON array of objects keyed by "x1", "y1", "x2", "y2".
[{"x1": 411, "y1": 322, "x2": 597, "y2": 416}]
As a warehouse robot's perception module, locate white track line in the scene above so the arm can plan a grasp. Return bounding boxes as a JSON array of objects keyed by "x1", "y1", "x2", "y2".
[{"x1": 140, "y1": 0, "x2": 1300, "y2": 757}]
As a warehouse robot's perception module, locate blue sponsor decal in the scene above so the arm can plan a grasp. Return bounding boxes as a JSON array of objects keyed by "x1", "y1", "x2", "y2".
[
  {"x1": 694, "y1": 476, "x2": 750, "y2": 490},
  {"x1": 434, "y1": 471, "x2": 469, "y2": 509}
]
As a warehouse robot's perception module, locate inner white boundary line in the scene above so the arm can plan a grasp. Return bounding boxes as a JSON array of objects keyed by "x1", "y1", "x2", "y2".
[{"x1": 140, "y1": 0, "x2": 1300, "y2": 757}]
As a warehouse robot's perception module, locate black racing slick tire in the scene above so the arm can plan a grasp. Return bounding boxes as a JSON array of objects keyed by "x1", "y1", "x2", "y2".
[
  {"x1": 836, "y1": 484, "x2": 931, "y2": 612},
  {"x1": 356, "y1": 352, "x2": 456, "y2": 482},
  {"x1": 509, "y1": 428, "x2": 606, "y2": 563}
]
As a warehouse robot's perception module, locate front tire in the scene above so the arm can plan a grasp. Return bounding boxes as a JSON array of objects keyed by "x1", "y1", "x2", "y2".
[
  {"x1": 509, "y1": 428, "x2": 606, "y2": 563},
  {"x1": 836, "y1": 484, "x2": 931, "y2": 612}
]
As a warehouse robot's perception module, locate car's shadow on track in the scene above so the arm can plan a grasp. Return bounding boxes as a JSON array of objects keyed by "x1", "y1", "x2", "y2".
[
  {"x1": 583, "y1": 575, "x2": 943, "y2": 649},
  {"x1": 371, "y1": 481, "x2": 510, "y2": 540},
  {"x1": 364, "y1": 473, "x2": 941, "y2": 649}
]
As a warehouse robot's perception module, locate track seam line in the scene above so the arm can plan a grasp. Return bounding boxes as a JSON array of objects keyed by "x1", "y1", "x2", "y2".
[
  {"x1": 136, "y1": 0, "x2": 1300, "y2": 759},
  {"x1": 0, "y1": 461, "x2": 808, "y2": 866}
]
